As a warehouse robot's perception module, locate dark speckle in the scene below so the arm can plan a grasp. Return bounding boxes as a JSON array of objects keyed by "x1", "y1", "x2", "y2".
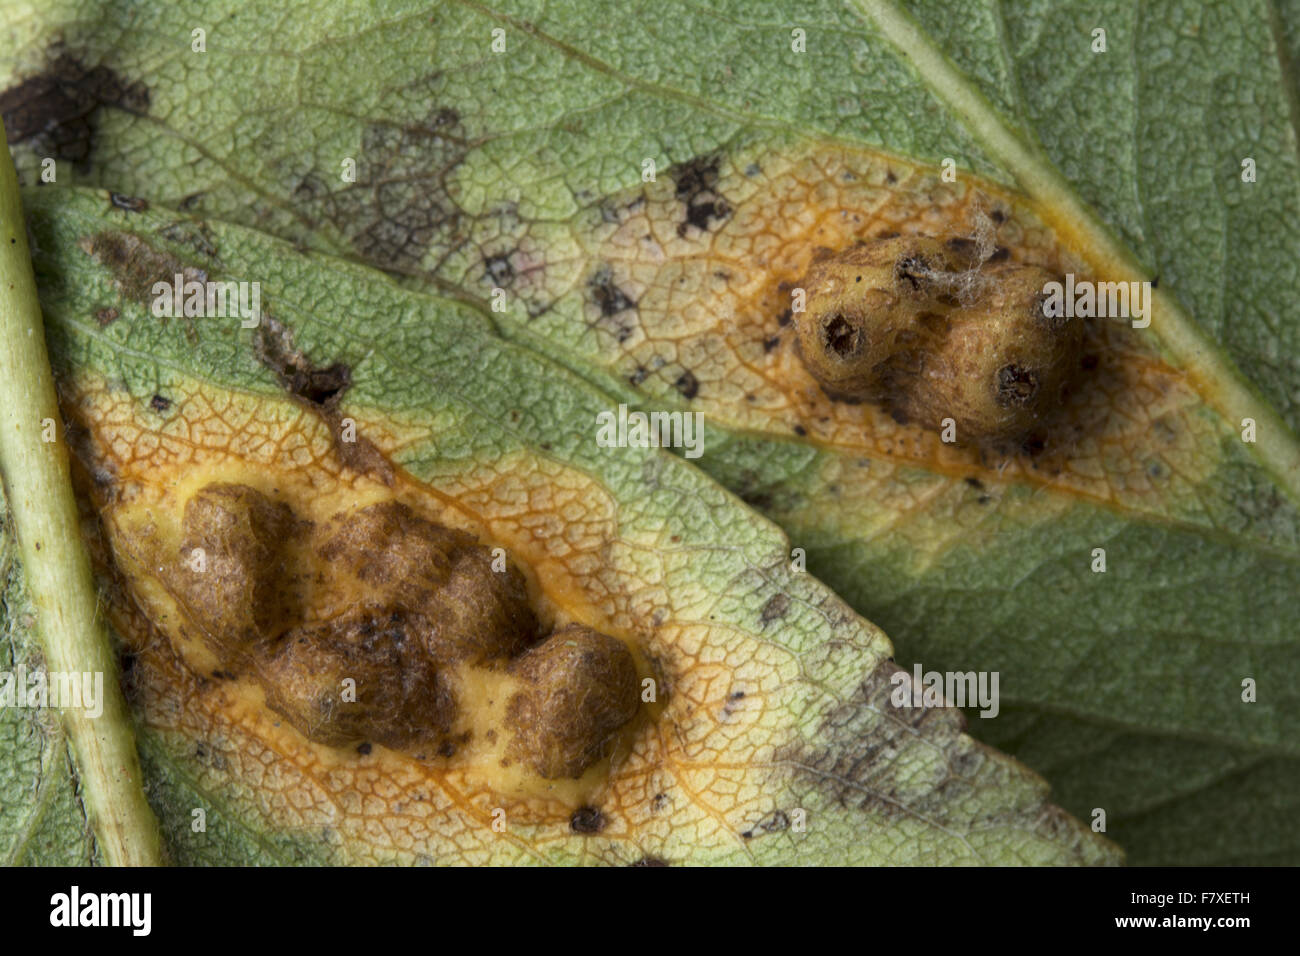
[
  {"x1": 793, "y1": 424, "x2": 807, "y2": 436},
  {"x1": 484, "y1": 252, "x2": 514, "y2": 286},
  {"x1": 741, "y1": 809, "x2": 791, "y2": 839},
  {"x1": 109, "y1": 192, "x2": 148, "y2": 213},
  {"x1": 149, "y1": 394, "x2": 171, "y2": 413},
  {"x1": 570, "y1": 806, "x2": 606, "y2": 834},
  {"x1": 760, "y1": 593, "x2": 790, "y2": 625},
  {"x1": 674, "y1": 369, "x2": 699, "y2": 400},
  {"x1": 945, "y1": 236, "x2": 978, "y2": 258},
  {"x1": 1021, "y1": 434, "x2": 1047, "y2": 457},
  {"x1": 995, "y1": 364, "x2": 1038, "y2": 408},
  {"x1": 0, "y1": 49, "x2": 150, "y2": 167},
  {"x1": 630, "y1": 856, "x2": 669, "y2": 867},
  {"x1": 673, "y1": 154, "x2": 731, "y2": 237},
  {"x1": 255, "y1": 317, "x2": 352, "y2": 408},
  {"x1": 356, "y1": 742, "x2": 372, "y2": 756},
  {"x1": 588, "y1": 265, "x2": 637, "y2": 321}
]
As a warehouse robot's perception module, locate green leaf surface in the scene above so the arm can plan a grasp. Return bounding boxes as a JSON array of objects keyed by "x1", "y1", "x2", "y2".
[{"x1": 1, "y1": 494, "x2": 102, "y2": 866}]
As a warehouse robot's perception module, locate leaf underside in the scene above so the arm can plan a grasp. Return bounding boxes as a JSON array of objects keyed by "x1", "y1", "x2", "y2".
[{"x1": 1, "y1": 0, "x2": 1297, "y2": 864}]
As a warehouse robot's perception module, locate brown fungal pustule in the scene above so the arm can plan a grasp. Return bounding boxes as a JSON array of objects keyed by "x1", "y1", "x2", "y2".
[
  {"x1": 505, "y1": 625, "x2": 640, "y2": 779},
  {"x1": 893, "y1": 265, "x2": 1084, "y2": 441},
  {"x1": 258, "y1": 610, "x2": 458, "y2": 751},
  {"x1": 794, "y1": 237, "x2": 1084, "y2": 444},
  {"x1": 162, "y1": 484, "x2": 635, "y2": 780},
  {"x1": 794, "y1": 237, "x2": 964, "y2": 401},
  {"x1": 428, "y1": 546, "x2": 539, "y2": 663},
  {"x1": 315, "y1": 501, "x2": 539, "y2": 664},
  {"x1": 169, "y1": 483, "x2": 303, "y2": 653}
]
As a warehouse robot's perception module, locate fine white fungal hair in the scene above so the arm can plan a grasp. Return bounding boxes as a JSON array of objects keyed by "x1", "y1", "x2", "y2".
[{"x1": 912, "y1": 205, "x2": 999, "y2": 306}]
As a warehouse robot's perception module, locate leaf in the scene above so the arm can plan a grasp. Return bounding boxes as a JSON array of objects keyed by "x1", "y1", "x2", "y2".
[
  {"x1": 0, "y1": 503, "x2": 101, "y2": 866},
  {"x1": 0, "y1": 122, "x2": 163, "y2": 865},
  {"x1": 1, "y1": 0, "x2": 1293, "y2": 863},
  {"x1": 0, "y1": 186, "x2": 1115, "y2": 865}
]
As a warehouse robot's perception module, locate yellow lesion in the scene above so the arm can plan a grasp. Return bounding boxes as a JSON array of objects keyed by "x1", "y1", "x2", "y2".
[
  {"x1": 575, "y1": 142, "x2": 1223, "y2": 517},
  {"x1": 62, "y1": 371, "x2": 792, "y2": 863}
]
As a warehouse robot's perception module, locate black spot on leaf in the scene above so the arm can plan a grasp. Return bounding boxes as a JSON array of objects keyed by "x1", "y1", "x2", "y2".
[
  {"x1": 569, "y1": 806, "x2": 606, "y2": 834},
  {"x1": 257, "y1": 318, "x2": 353, "y2": 408},
  {"x1": 760, "y1": 593, "x2": 790, "y2": 624},
  {"x1": 589, "y1": 266, "x2": 636, "y2": 317},
  {"x1": 0, "y1": 48, "x2": 149, "y2": 167},
  {"x1": 672, "y1": 154, "x2": 732, "y2": 237},
  {"x1": 587, "y1": 265, "x2": 639, "y2": 342},
  {"x1": 484, "y1": 252, "x2": 514, "y2": 286}
]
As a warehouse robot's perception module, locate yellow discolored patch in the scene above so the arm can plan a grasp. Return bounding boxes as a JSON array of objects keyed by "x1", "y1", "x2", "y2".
[
  {"x1": 576, "y1": 143, "x2": 1223, "y2": 514},
  {"x1": 59, "y1": 370, "x2": 812, "y2": 863}
]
